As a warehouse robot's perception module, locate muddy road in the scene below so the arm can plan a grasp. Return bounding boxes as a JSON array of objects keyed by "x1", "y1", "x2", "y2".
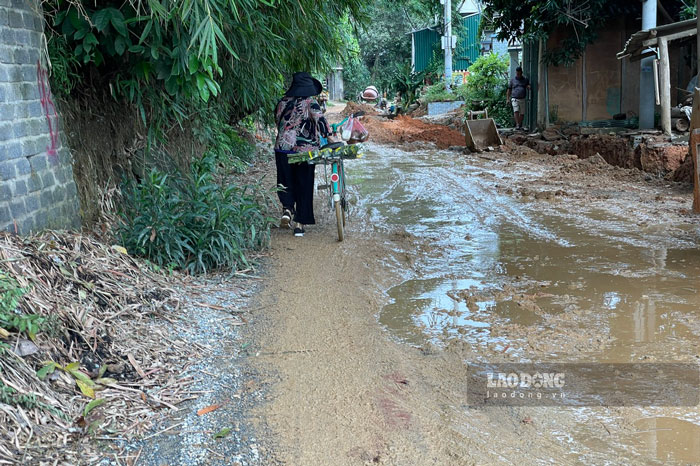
[{"x1": 251, "y1": 139, "x2": 700, "y2": 465}]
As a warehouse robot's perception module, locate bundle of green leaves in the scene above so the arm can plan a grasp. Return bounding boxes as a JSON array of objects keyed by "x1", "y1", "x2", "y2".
[{"x1": 0, "y1": 273, "x2": 44, "y2": 340}]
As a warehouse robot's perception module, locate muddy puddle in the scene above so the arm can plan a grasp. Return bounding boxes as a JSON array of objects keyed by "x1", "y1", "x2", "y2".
[{"x1": 349, "y1": 143, "x2": 700, "y2": 463}]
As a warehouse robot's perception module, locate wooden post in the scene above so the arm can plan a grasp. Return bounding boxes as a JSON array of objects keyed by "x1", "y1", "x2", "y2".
[
  {"x1": 690, "y1": 88, "x2": 700, "y2": 213},
  {"x1": 691, "y1": 129, "x2": 700, "y2": 213},
  {"x1": 537, "y1": 39, "x2": 547, "y2": 130},
  {"x1": 658, "y1": 38, "x2": 671, "y2": 136}
]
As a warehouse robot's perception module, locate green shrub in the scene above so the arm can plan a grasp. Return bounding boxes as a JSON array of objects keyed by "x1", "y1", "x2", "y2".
[
  {"x1": 46, "y1": 34, "x2": 80, "y2": 98},
  {"x1": 117, "y1": 155, "x2": 273, "y2": 274},
  {"x1": 463, "y1": 53, "x2": 512, "y2": 127},
  {"x1": 344, "y1": 57, "x2": 372, "y2": 100},
  {"x1": 392, "y1": 62, "x2": 424, "y2": 108},
  {"x1": 420, "y1": 83, "x2": 457, "y2": 104},
  {"x1": 0, "y1": 273, "x2": 44, "y2": 339}
]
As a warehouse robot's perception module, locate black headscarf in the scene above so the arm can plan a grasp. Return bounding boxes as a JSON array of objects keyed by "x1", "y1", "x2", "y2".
[{"x1": 285, "y1": 72, "x2": 323, "y2": 97}]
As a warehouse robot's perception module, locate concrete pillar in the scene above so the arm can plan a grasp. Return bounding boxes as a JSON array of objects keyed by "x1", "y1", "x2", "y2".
[
  {"x1": 658, "y1": 37, "x2": 671, "y2": 135},
  {"x1": 443, "y1": 0, "x2": 453, "y2": 91},
  {"x1": 639, "y1": 0, "x2": 657, "y2": 129},
  {"x1": 508, "y1": 46, "x2": 521, "y2": 78},
  {"x1": 0, "y1": 0, "x2": 81, "y2": 234}
]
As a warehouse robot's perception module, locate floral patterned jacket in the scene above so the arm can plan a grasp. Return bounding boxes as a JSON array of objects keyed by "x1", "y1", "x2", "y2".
[{"x1": 274, "y1": 96, "x2": 331, "y2": 153}]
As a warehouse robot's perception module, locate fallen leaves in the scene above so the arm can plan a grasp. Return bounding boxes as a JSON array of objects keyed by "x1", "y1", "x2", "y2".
[
  {"x1": 0, "y1": 230, "x2": 195, "y2": 461},
  {"x1": 197, "y1": 404, "x2": 222, "y2": 416},
  {"x1": 83, "y1": 398, "x2": 106, "y2": 417},
  {"x1": 127, "y1": 353, "x2": 148, "y2": 380},
  {"x1": 213, "y1": 427, "x2": 231, "y2": 439}
]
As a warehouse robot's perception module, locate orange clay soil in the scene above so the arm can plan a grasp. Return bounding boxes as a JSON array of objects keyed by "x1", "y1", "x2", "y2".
[{"x1": 362, "y1": 114, "x2": 465, "y2": 149}]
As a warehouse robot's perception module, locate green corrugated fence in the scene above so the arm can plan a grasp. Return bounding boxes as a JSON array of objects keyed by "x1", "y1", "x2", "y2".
[
  {"x1": 454, "y1": 13, "x2": 481, "y2": 71},
  {"x1": 412, "y1": 13, "x2": 482, "y2": 73},
  {"x1": 413, "y1": 28, "x2": 440, "y2": 73}
]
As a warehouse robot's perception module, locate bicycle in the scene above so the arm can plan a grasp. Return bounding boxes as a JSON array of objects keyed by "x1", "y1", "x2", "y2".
[
  {"x1": 286, "y1": 112, "x2": 365, "y2": 241},
  {"x1": 317, "y1": 141, "x2": 350, "y2": 241}
]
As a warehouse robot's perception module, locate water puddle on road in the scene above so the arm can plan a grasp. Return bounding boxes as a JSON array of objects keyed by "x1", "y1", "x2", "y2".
[
  {"x1": 632, "y1": 417, "x2": 700, "y2": 463},
  {"x1": 351, "y1": 145, "x2": 700, "y2": 361},
  {"x1": 349, "y1": 144, "x2": 700, "y2": 463}
]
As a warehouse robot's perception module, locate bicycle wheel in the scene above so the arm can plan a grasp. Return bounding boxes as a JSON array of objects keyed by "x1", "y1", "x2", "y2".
[
  {"x1": 339, "y1": 161, "x2": 347, "y2": 227},
  {"x1": 342, "y1": 199, "x2": 347, "y2": 227},
  {"x1": 335, "y1": 200, "x2": 344, "y2": 242}
]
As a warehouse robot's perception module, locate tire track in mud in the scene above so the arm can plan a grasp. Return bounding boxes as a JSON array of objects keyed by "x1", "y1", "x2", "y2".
[{"x1": 356, "y1": 145, "x2": 572, "y2": 250}]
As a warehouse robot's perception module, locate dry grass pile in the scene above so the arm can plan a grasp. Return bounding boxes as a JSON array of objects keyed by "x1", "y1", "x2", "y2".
[{"x1": 0, "y1": 231, "x2": 199, "y2": 464}]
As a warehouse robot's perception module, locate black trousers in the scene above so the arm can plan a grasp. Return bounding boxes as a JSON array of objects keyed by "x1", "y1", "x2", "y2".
[{"x1": 275, "y1": 151, "x2": 316, "y2": 225}]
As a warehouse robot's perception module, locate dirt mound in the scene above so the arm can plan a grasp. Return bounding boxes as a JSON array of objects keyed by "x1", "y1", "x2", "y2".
[
  {"x1": 363, "y1": 115, "x2": 464, "y2": 149},
  {"x1": 672, "y1": 152, "x2": 694, "y2": 182},
  {"x1": 340, "y1": 101, "x2": 378, "y2": 118}
]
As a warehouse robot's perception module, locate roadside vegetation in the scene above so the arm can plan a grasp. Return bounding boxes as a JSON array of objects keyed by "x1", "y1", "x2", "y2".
[
  {"x1": 117, "y1": 154, "x2": 273, "y2": 274},
  {"x1": 461, "y1": 53, "x2": 511, "y2": 126},
  {"x1": 42, "y1": 0, "x2": 369, "y2": 272}
]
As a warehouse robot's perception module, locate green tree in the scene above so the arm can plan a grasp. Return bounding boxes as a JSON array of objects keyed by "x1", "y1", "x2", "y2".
[
  {"x1": 345, "y1": 0, "x2": 439, "y2": 96},
  {"x1": 461, "y1": 53, "x2": 511, "y2": 126},
  {"x1": 43, "y1": 0, "x2": 370, "y2": 134}
]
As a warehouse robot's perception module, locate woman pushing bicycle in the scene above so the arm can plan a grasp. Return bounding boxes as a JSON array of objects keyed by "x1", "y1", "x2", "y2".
[{"x1": 274, "y1": 72, "x2": 333, "y2": 237}]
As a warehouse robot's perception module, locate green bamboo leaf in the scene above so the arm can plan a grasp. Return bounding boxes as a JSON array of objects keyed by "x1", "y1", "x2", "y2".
[
  {"x1": 36, "y1": 362, "x2": 58, "y2": 380},
  {"x1": 95, "y1": 377, "x2": 118, "y2": 386},
  {"x1": 205, "y1": 77, "x2": 218, "y2": 96},
  {"x1": 64, "y1": 362, "x2": 80, "y2": 372},
  {"x1": 213, "y1": 427, "x2": 231, "y2": 439},
  {"x1": 139, "y1": 18, "x2": 153, "y2": 44},
  {"x1": 69, "y1": 369, "x2": 96, "y2": 387},
  {"x1": 76, "y1": 379, "x2": 96, "y2": 399},
  {"x1": 83, "y1": 398, "x2": 106, "y2": 417},
  {"x1": 110, "y1": 10, "x2": 128, "y2": 37}
]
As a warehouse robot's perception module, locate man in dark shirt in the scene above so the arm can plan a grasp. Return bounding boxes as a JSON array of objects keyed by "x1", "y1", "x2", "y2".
[{"x1": 506, "y1": 66, "x2": 530, "y2": 131}]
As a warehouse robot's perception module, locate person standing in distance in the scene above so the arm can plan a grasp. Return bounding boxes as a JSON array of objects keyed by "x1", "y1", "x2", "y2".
[{"x1": 507, "y1": 66, "x2": 530, "y2": 131}]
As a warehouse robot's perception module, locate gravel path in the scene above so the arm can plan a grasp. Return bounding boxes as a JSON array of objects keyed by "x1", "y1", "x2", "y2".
[{"x1": 118, "y1": 275, "x2": 277, "y2": 466}]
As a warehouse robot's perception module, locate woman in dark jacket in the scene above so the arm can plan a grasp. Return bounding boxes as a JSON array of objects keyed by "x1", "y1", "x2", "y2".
[{"x1": 274, "y1": 72, "x2": 331, "y2": 237}]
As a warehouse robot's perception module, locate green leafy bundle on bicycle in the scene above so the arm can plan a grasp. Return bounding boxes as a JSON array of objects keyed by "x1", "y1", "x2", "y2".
[{"x1": 287, "y1": 144, "x2": 364, "y2": 164}]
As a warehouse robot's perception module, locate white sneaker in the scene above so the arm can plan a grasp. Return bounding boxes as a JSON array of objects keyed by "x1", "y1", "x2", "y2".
[{"x1": 280, "y1": 209, "x2": 292, "y2": 229}]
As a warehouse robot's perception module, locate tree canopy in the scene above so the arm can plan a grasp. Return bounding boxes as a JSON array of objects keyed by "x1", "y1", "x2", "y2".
[
  {"x1": 343, "y1": 0, "x2": 465, "y2": 97},
  {"x1": 44, "y1": 0, "x2": 369, "y2": 135},
  {"x1": 480, "y1": 0, "x2": 640, "y2": 65}
]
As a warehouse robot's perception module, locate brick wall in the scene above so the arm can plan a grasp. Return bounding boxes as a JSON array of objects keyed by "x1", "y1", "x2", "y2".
[{"x1": 0, "y1": 0, "x2": 80, "y2": 234}]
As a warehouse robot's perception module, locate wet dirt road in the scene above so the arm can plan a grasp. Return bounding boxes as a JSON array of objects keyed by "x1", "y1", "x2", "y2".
[{"x1": 252, "y1": 142, "x2": 700, "y2": 465}]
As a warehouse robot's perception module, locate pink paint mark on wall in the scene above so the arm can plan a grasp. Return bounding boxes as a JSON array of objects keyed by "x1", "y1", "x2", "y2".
[{"x1": 37, "y1": 61, "x2": 59, "y2": 163}]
